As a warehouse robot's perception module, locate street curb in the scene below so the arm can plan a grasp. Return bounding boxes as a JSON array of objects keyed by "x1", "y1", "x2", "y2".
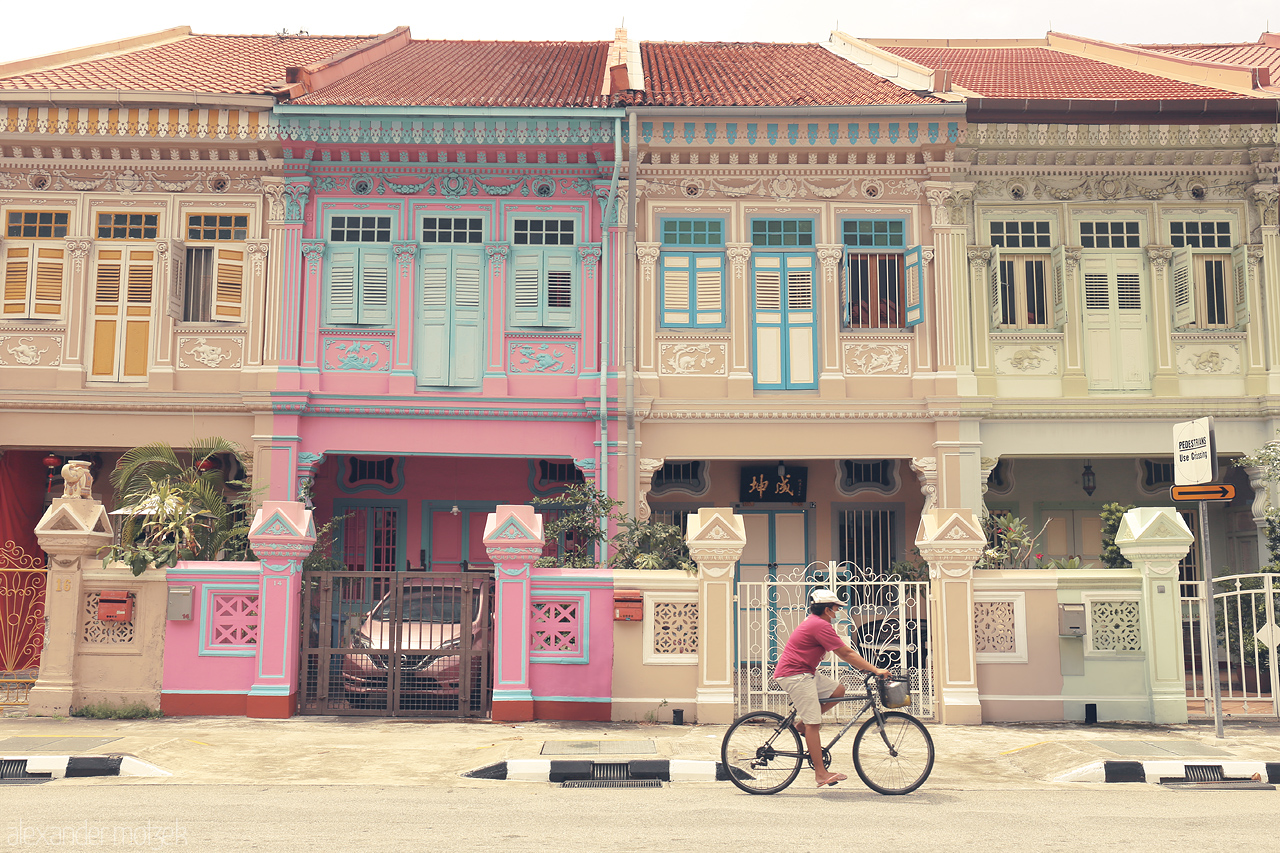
[
  {"x1": 491, "y1": 759, "x2": 719, "y2": 782},
  {"x1": 3, "y1": 755, "x2": 171, "y2": 780},
  {"x1": 1056, "y1": 759, "x2": 1280, "y2": 784}
]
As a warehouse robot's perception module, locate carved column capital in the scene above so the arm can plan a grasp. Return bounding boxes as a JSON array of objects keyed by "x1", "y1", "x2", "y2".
[
  {"x1": 726, "y1": 243, "x2": 752, "y2": 278},
  {"x1": 1251, "y1": 184, "x2": 1280, "y2": 228},
  {"x1": 392, "y1": 242, "x2": 417, "y2": 270},
  {"x1": 910, "y1": 457, "x2": 939, "y2": 513},
  {"x1": 816, "y1": 245, "x2": 844, "y2": 272},
  {"x1": 300, "y1": 240, "x2": 325, "y2": 273},
  {"x1": 637, "y1": 457, "x2": 665, "y2": 522},
  {"x1": 1145, "y1": 245, "x2": 1174, "y2": 271},
  {"x1": 579, "y1": 245, "x2": 602, "y2": 275},
  {"x1": 966, "y1": 246, "x2": 993, "y2": 272}
]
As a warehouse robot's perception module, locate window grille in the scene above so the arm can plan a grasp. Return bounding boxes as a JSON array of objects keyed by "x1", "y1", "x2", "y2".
[
  {"x1": 7, "y1": 210, "x2": 68, "y2": 238},
  {"x1": 422, "y1": 217, "x2": 483, "y2": 244},
  {"x1": 96, "y1": 212, "x2": 158, "y2": 240},
  {"x1": 345, "y1": 457, "x2": 397, "y2": 487},
  {"x1": 652, "y1": 461, "x2": 706, "y2": 493},
  {"x1": 330, "y1": 216, "x2": 392, "y2": 243},
  {"x1": 1080, "y1": 221, "x2": 1140, "y2": 249},
  {"x1": 187, "y1": 214, "x2": 248, "y2": 242},
  {"x1": 997, "y1": 255, "x2": 1050, "y2": 327},
  {"x1": 661, "y1": 219, "x2": 724, "y2": 247},
  {"x1": 1171, "y1": 221, "x2": 1231, "y2": 249},
  {"x1": 844, "y1": 253, "x2": 904, "y2": 329},
  {"x1": 839, "y1": 460, "x2": 898, "y2": 493},
  {"x1": 537, "y1": 460, "x2": 585, "y2": 489},
  {"x1": 838, "y1": 509, "x2": 896, "y2": 572},
  {"x1": 341, "y1": 506, "x2": 398, "y2": 601},
  {"x1": 514, "y1": 219, "x2": 574, "y2": 246},
  {"x1": 990, "y1": 221, "x2": 1050, "y2": 249},
  {"x1": 751, "y1": 219, "x2": 814, "y2": 248},
  {"x1": 208, "y1": 593, "x2": 259, "y2": 647}
]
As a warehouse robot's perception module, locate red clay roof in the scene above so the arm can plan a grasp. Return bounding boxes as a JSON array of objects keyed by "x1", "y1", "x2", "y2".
[
  {"x1": 0, "y1": 33, "x2": 380, "y2": 95},
  {"x1": 294, "y1": 41, "x2": 611, "y2": 107},
  {"x1": 1134, "y1": 41, "x2": 1280, "y2": 81},
  {"x1": 879, "y1": 45, "x2": 1248, "y2": 100},
  {"x1": 640, "y1": 42, "x2": 940, "y2": 106}
]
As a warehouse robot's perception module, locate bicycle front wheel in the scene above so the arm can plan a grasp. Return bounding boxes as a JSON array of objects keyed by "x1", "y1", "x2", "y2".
[
  {"x1": 721, "y1": 711, "x2": 803, "y2": 794},
  {"x1": 852, "y1": 711, "x2": 934, "y2": 795}
]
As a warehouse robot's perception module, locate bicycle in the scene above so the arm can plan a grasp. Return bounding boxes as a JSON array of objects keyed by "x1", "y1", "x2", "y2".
[{"x1": 720, "y1": 672, "x2": 934, "y2": 795}]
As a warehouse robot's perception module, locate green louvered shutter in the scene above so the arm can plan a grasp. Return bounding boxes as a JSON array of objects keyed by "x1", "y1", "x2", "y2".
[
  {"x1": 326, "y1": 248, "x2": 358, "y2": 324},
  {"x1": 358, "y1": 247, "x2": 392, "y2": 325},
  {"x1": 510, "y1": 250, "x2": 543, "y2": 326},
  {"x1": 416, "y1": 248, "x2": 451, "y2": 384},
  {"x1": 903, "y1": 245, "x2": 924, "y2": 328},
  {"x1": 544, "y1": 250, "x2": 575, "y2": 328},
  {"x1": 451, "y1": 248, "x2": 485, "y2": 385}
]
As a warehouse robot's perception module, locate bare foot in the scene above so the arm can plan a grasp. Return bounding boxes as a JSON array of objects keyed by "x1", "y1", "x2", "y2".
[{"x1": 816, "y1": 772, "x2": 847, "y2": 788}]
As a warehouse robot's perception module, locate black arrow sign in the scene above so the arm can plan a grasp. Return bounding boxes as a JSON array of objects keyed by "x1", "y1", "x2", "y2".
[{"x1": 1170, "y1": 484, "x2": 1235, "y2": 502}]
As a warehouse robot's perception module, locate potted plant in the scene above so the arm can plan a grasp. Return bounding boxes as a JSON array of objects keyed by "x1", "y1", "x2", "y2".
[
  {"x1": 531, "y1": 482, "x2": 696, "y2": 572},
  {"x1": 101, "y1": 437, "x2": 255, "y2": 575}
]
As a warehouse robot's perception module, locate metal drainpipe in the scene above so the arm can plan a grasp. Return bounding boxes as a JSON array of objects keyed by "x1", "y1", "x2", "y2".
[
  {"x1": 625, "y1": 110, "x2": 638, "y2": 520},
  {"x1": 598, "y1": 116, "x2": 622, "y2": 562}
]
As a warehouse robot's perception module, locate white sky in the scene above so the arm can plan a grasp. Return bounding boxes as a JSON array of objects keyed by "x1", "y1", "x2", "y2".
[{"x1": 1, "y1": 0, "x2": 1276, "y2": 65}]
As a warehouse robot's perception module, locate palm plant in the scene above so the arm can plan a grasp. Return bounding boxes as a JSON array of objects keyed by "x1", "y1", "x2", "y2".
[{"x1": 102, "y1": 437, "x2": 255, "y2": 574}]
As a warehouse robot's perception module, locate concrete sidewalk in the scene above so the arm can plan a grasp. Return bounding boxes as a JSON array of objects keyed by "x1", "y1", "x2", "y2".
[{"x1": 3, "y1": 712, "x2": 1280, "y2": 787}]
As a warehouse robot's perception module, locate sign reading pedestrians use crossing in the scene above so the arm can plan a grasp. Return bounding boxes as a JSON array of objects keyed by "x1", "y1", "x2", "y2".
[
  {"x1": 1173, "y1": 417, "x2": 1217, "y2": 485},
  {"x1": 1170, "y1": 484, "x2": 1235, "y2": 502}
]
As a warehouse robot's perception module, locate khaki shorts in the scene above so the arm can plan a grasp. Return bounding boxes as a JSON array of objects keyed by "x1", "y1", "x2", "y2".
[{"x1": 775, "y1": 672, "x2": 840, "y2": 725}]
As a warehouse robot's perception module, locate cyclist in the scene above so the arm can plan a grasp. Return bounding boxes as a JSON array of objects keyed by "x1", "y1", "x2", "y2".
[{"x1": 773, "y1": 588, "x2": 891, "y2": 787}]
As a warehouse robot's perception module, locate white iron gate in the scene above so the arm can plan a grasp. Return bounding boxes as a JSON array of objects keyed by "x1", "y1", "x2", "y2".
[
  {"x1": 734, "y1": 560, "x2": 933, "y2": 720},
  {"x1": 1182, "y1": 572, "x2": 1280, "y2": 718}
]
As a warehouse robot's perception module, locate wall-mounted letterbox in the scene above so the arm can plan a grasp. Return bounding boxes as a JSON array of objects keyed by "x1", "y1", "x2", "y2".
[
  {"x1": 614, "y1": 591, "x2": 643, "y2": 622},
  {"x1": 167, "y1": 586, "x2": 193, "y2": 621},
  {"x1": 97, "y1": 590, "x2": 133, "y2": 623},
  {"x1": 1058, "y1": 603, "x2": 1086, "y2": 637}
]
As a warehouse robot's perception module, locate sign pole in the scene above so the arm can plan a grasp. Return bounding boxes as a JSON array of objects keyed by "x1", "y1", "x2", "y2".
[{"x1": 1198, "y1": 498, "x2": 1224, "y2": 739}]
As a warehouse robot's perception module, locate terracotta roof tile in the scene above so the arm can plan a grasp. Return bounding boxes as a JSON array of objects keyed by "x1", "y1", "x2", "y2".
[
  {"x1": 1134, "y1": 42, "x2": 1280, "y2": 81},
  {"x1": 879, "y1": 46, "x2": 1247, "y2": 100},
  {"x1": 640, "y1": 42, "x2": 940, "y2": 106},
  {"x1": 0, "y1": 34, "x2": 380, "y2": 95},
  {"x1": 295, "y1": 41, "x2": 610, "y2": 107}
]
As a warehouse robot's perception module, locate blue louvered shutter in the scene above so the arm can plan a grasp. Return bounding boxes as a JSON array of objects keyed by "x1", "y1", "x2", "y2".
[
  {"x1": 325, "y1": 248, "x2": 358, "y2": 324},
  {"x1": 358, "y1": 247, "x2": 392, "y2": 325},
  {"x1": 903, "y1": 245, "x2": 924, "y2": 328}
]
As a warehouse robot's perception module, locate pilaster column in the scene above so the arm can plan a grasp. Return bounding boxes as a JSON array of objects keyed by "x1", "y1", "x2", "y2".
[
  {"x1": 923, "y1": 181, "x2": 974, "y2": 392},
  {"x1": 636, "y1": 242, "x2": 660, "y2": 377},
  {"x1": 686, "y1": 508, "x2": 746, "y2": 724},
  {"x1": 915, "y1": 509, "x2": 985, "y2": 725},
  {"x1": 1251, "y1": 185, "x2": 1280, "y2": 391},
  {"x1": 966, "y1": 246, "x2": 992, "y2": 377},
  {"x1": 1058, "y1": 247, "x2": 1087, "y2": 394},
  {"x1": 262, "y1": 177, "x2": 306, "y2": 383},
  {"x1": 1145, "y1": 245, "x2": 1178, "y2": 395},
  {"x1": 390, "y1": 241, "x2": 418, "y2": 389},
  {"x1": 483, "y1": 505, "x2": 545, "y2": 722},
  {"x1": 817, "y1": 244, "x2": 846, "y2": 397},
  {"x1": 910, "y1": 457, "x2": 938, "y2": 512},
  {"x1": 56, "y1": 238, "x2": 94, "y2": 389},
  {"x1": 246, "y1": 501, "x2": 315, "y2": 718},
  {"x1": 726, "y1": 243, "x2": 753, "y2": 397},
  {"x1": 1114, "y1": 507, "x2": 1194, "y2": 724},
  {"x1": 28, "y1": 497, "x2": 113, "y2": 715}
]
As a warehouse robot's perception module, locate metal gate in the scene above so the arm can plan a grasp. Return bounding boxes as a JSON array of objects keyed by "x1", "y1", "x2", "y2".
[
  {"x1": 0, "y1": 541, "x2": 46, "y2": 707},
  {"x1": 1182, "y1": 572, "x2": 1279, "y2": 718},
  {"x1": 734, "y1": 560, "x2": 933, "y2": 720},
  {"x1": 300, "y1": 570, "x2": 493, "y2": 717}
]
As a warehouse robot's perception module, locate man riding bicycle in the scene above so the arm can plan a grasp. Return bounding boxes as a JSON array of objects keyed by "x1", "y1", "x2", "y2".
[{"x1": 773, "y1": 589, "x2": 891, "y2": 787}]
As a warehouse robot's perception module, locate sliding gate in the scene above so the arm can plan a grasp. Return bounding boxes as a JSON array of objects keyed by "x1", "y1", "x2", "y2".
[
  {"x1": 735, "y1": 560, "x2": 933, "y2": 720},
  {"x1": 300, "y1": 570, "x2": 493, "y2": 717}
]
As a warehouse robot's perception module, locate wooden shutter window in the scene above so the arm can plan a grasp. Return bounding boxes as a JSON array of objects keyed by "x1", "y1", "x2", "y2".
[
  {"x1": 694, "y1": 255, "x2": 724, "y2": 326},
  {"x1": 1170, "y1": 246, "x2": 1194, "y2": 328},
  {"x1": 904, "y1": 245, "x2": 924, "y2": 328},
  {"x1": 510, "y1": 251, "x2": 542, "y2": 325},
  {"x1": 358, "y1": 248, "x2": 392, "y2": 326},
  {"x1": 988, "y1": 246, "x2": 1003, "y2": 327},
  {"x1": 1051, "y1": 245, "x2": 1068, "y2": 328},
  {"x1": 1231, "y1": 244, "x2": 1250, "y2": 328},
  {"x1": 3, "y1": 245, "x2": 31, "y2": 316},
  {"x1": 31, "y1": 247, "x2": 65, "y2": 317},
  {"x1": 126, "y1": 251, "x2": 154, "y2": 305},
  {"x1": 212, "y1": 248, "x2": 245, "y2": 321},
  {"x1": 661, "y1": 253, "x2": 691, "y2": 326},
  {"x1": 544, "y1": 252, "x2": 575, "y2": 327},
  {"x1": 326, "y1": 249, "x2": 358, "y2": 324}
]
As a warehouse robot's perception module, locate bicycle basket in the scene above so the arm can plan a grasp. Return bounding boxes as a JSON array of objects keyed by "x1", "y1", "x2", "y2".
[{"x1": 879, "y1": 677, "x2": 911, "y2": 708}]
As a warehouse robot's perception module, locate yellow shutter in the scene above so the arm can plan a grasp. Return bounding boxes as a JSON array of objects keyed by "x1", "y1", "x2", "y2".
[
  {"x1": 32, "y1": 246, "x2": 65, "y2": 316},
  {"x1": 122, "y1": 249, "x2": 154, "y2": 378},
  {"x1": 3, "y1": 244, "x2": 31, "y2": 316},
  {"x1": 212, "y1": 248, "x2": 245, "y2": 321},
  {"x1": 91, "y1": 249, "x2": 123, "y2": 378}
]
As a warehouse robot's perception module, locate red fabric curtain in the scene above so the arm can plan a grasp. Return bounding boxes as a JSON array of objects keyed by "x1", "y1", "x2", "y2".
[{"x1": 0, "y1": 451, "x2": 47, "y2": 559}]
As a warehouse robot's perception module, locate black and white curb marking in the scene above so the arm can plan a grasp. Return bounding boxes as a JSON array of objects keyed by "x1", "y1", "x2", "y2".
[
  {"x1": 471, "y1": 759, "x2": 719, "y2": 782},
  {"x1": 1058, "y1": 760, "x2": 1280, "y2": 783},
  {"x1": 1, "y1": 755, "x2": 170, "y2": 780}
]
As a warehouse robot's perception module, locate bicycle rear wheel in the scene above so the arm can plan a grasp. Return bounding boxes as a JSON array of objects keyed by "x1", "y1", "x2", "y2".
[
  {"x1": 851, "y1": 711, "x2": 934, "y2": 795},
  {"x1": 721, "y1": 711, "x2": 803, "y2": 794}
]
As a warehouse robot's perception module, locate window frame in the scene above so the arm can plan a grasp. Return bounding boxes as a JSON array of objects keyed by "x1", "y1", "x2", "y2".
[
  {"x1": 3, "y1": 240, "x2": 67, "y2": 320},
  {"x1": 95, "y1": 211, "x2": 160, "y2": 241},
  {"x1": 750, "y1": 217, "x2": 816, "y2": 248},
  {"x1": 179, "y1": 212, "x2": 253, "y2": 324},
  {"x1": 323, "y1": 212, "x2": 397, "y2": 327},
  {"x1": 658, "y1": 218, "x2": 727, "y2": 329},
  {"x1": 507, "y1": 217, "x2": 579, "y2": 330},
  {"x1": 1171, "y1": 244, "x2": 1247, "y2": 331}
]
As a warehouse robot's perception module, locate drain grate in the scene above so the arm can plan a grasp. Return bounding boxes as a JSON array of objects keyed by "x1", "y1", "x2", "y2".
[
  {"x1": 1185, "y1": 765, "x2": 1225, "y2": 783},
  {"x1": 562, "y1": 779, "x2": 664, "y2": 789},
  {"x1": 0, "y1": 759, "x2": 51, "y2": 785}
]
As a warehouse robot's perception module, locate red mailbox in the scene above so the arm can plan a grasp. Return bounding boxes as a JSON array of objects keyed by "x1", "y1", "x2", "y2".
[
  {"x1": 614, "y1": 590, "x2": 643, "y2": 622},
  {"x1": 97, "y1": 590, "x2": 133, "y2": 622}
]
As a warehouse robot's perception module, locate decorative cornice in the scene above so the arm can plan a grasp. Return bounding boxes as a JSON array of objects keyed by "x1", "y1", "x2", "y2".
[{"x1": 644, "y1": 408, "x2": 963, "y2": 421}]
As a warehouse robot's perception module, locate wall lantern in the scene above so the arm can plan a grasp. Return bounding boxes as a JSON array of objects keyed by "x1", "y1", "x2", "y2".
[
  {"x1": 42, "y1": 452, "x2": 62, "y2": 493},
  {"x1": 1081, "y1": 460, "x2": 1097, "y2": 497}
]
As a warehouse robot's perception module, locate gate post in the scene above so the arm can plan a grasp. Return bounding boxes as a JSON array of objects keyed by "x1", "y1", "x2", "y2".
[
  {"x1": 686, "y1": 508, "x2": 746, "y2": 724},
  {"x1": 29, "y1": 496, "x2": 113, "y2": 715},
  {"x1": 483, "y1": 505, "x2": 544, "y2": 722},
  {"x1": 915, "y1": 509, "x2": 985, "y2": 725},
  {"x1": 1114, "y1": 507, "x2": 1193, "y2": 724},
  {"x1": 246, "y1": 501, "x2": 315, "y2": 718}
]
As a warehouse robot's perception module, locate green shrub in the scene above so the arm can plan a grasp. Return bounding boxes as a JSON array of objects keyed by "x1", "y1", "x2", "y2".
[{"x1": 71, "y1": 701, "x2": 162, "y2": 719}]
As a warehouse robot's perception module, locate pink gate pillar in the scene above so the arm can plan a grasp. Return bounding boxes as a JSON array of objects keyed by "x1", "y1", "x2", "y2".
[
  {"x1": 246, "y1": 501, "x2": 315, "y2": 718},
  {"x1": 483, "y1": 505, "x2": 544, "y2": 722}
]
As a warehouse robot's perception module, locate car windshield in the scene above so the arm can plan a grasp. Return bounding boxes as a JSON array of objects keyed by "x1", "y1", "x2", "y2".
[{"x1": 372, "y1": 590, "x2": 478, "y2": 623}]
